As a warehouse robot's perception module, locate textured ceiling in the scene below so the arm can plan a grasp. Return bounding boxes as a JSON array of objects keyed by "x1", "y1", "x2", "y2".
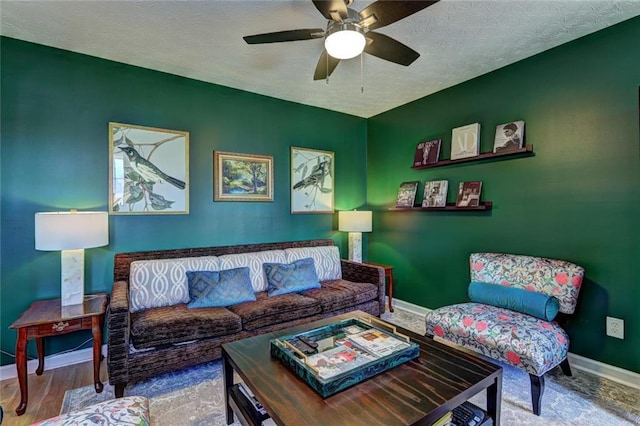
[{"x1": 2, "y1": 1, "x2": 639, "y2": 118}]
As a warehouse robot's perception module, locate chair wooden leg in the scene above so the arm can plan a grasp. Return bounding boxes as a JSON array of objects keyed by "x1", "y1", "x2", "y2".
[
  {"x1": 560, "y1": 357, "x2": 573, "y2": 376},
  {"x1": 529, "y1": 374, "x2": 545, "y2": 416}
]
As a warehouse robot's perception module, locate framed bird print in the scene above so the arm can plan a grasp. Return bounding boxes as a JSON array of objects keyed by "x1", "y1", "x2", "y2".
[
  {"x1": 214, "y1": 151, "x2": 273, "y2": 202},
  {"x1": 109, "y1": 122, "x2": 189, "y2": 215},
  {"x1": 290, "y1": 147, "x2": 334, "y2": 214}
]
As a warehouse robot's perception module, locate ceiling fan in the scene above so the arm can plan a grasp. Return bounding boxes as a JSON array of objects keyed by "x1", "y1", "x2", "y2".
[{"x1": 242, "y1": 0, "x2": 439, "y2": 81}]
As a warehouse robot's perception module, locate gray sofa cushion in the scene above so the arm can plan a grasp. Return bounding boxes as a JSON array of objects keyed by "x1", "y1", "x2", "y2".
[
  {"x1": 301, "y1": 280, "x2": 378, "y2": 312},
  {"x1": 131, "y1": 304, "x2": 242, "y2": 349},
  {"x1": 228, "y1": 291, "x2": 321, "y2": 331}
]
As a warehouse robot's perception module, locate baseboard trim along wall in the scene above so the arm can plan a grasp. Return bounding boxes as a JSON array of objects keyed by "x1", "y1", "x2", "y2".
[
  {"x1": 391, "y1": 297, "x2": 640, "y2": 390},
  {"x1": 2, "y1": 302, "x2": 638, "y2": 390}
]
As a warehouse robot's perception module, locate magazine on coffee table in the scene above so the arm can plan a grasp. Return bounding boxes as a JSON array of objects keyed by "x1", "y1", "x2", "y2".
[{"x1": 270, "y1": 317, "x2": 420, "y2": 397}]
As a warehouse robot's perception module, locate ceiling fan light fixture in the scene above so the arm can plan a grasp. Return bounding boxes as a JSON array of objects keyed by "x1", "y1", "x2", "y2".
[{"x1": 324, "y1": 22, "x2": 365, "y2": 60}]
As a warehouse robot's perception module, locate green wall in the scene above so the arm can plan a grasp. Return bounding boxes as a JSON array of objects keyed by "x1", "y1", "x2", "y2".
[
  {"x1": 367, "y1": 17, "x2": 640, "y2": 373},
  {"x1": 0, "y1": 37, "x2": 367, "y2": 365}
]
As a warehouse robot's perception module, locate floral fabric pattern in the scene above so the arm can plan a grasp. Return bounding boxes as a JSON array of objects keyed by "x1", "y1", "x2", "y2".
[
  {"x1": 33, "y1": 396, "x2": 149, "y2": 426},
  {"x1": 469, "y1": 253, "x2": 584, "y2": 314},
  {"x1": 426, "y1": 302, "x2": 569, "y2": 376}
]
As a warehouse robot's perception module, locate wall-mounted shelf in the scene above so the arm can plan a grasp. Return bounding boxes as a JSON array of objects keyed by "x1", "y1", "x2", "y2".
[
  {"x1": 411, "y1": 145, "x2": 533, "y2": 170},
  {"x1": 389, "y1": 201, "x2": 493, "y2": 212}
]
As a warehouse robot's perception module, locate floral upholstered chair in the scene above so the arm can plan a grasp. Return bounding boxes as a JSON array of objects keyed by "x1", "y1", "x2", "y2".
[{"x1": 425, "y1": 253, "x2": 584, "y2": 416}]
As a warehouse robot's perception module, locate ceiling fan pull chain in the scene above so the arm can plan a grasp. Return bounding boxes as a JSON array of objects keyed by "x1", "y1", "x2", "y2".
[
  {"x1": 360, "y1": 53, "x2": 364, "y2": 94},
  {"x1": 326, "y1": 51, "x2": 330, "y2": 85}
]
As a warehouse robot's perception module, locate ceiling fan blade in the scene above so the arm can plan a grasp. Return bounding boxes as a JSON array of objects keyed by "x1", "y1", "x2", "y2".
[
  {"x1": 312, "y1": 0, "x2": 349, "y2": 21},
  {"x1": 243, "y1": 29, "x2": 324, "y2": 44},
  {"x1": 364, "y1": 32, "x2": 419, "y2": 66},
  {"x1": 359, "y1": 0, "x2": 439, "y2": 31},
  {"x1": 313, "y1": 50, "x2": 341, "y2": 80}
]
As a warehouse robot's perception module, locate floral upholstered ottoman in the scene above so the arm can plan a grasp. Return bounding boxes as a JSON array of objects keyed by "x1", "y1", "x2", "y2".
[{"x1": 32, "y1": 396, "x2": 149, "y2": 426}]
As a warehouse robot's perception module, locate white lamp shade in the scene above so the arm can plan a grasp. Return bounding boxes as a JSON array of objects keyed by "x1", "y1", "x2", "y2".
[
  {"x1": 35, "y1": 211, "x2": 109, "y2": 250},
  {"x1": 339, "y1": 210, "x2": 372, "y2": 233}
]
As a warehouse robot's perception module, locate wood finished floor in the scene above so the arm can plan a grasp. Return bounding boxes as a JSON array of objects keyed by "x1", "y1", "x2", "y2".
[{"x1": 0, "y1": 361, "x2": 107, "y2": 425}]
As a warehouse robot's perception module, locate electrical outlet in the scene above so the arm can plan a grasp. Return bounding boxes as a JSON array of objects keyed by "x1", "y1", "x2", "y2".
[{"x1": 606, "y1": 316, "x2": 624, "y2": 339}]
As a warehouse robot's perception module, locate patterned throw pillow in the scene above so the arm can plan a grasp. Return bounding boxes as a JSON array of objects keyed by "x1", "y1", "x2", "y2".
[
  {"x1": 284, "y1": 246, "x2": 342, "y2": 281},
  {"x1": 264, "y1": 258, "x2": 321, "y2": 297},
  {"x1": 218, "y1": 250, "x2": 287, "y2": 292},
  {"x1": 186, "y1": 267, "x2": 256, "y2": 308}
]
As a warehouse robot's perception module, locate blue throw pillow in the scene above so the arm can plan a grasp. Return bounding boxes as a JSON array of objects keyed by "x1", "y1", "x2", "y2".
[
  {"x1": 264, "y1": 258, "x2": 321, "y2": 297},
  {"x1": 468, "y1": 281, "x2": 560, "y2": 321},
  {"x1": 186, "y1": 267, "x2": 256, "y2": 308}
]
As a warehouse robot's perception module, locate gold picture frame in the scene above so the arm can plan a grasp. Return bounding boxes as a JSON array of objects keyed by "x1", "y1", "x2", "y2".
[
  {"x1": 109, "y1": 122, "x2": 189, "y2": 215},
  {"x1": 290, "y1": 147, "x2": 334, "y2": 214},
  {"x1": 214, "y1": 151, "x2": 273, "y2": 202}
]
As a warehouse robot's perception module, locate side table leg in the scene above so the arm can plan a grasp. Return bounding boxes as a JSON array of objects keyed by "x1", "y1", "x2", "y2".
[
  {"x1": 387, "y1": 272, "x2": 394, "y2": 312},
  {"x1": 92, "y1": 316, "x2": 104, "y2": 393},
  {"x1": 15, "y1": 328, "x2": 28, "y2": 416},
  {"x1": 222, "y1": 350, "x2": 234, "y2": 425},
  {"x1": 487, "y1": 374, "x2": 502, "y2": 425},
  {"x1": 35, "y1": 337, "x2": 45, "y2": 375}
]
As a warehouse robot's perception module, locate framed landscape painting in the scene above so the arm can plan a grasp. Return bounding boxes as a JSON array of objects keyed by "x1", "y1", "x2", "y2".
[
  {"x1": 291, "y1": 147, "x2": 334, "y2": 214},
  {"x1": 214, "y1": 151, "x2": 273, "y2": 201},
  {"x1": 109, "y1": 122, "x2": 189, "y2": 215}
]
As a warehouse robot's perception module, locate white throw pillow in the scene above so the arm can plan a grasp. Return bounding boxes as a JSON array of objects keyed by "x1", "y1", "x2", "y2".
[
  {"x1": 284, "y1": 246, "x2": 342, "y2": 281},
  {"x1": 218, "y1": 250, "x2": 287, "y2": 292},
  {"x1": 129, "y1": 256, "x2": 219, "y2": 312}
]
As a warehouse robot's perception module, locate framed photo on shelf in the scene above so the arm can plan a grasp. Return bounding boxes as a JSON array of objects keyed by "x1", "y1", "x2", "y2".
[
  {"x1": 450, "y1": 123, "x2": 480, "y2": 160},
  {"x1": 493, "y1": 120, "x2": 525, "y2": 154},
  {"x1": 109, "y1": 122, "x2": 189, "y2": 215},
  {"x1": 396, "y1": 181, "x2": 419, "y2": 207},
  {"x1": 214, "y1": 151, "x2": 273, "y2": 202},
  {"x1": 422, "y1": 180, "x2": 449, "y2": 207},
  {"x1": 291, "y1": 147, "x2": 334, "y2": 214},
  {"x1": 412, "y1": 139, "x2": 441, "y2": 167},
  {"x1": 456, "y1": 181, "x2": 483, "y2": 207}
]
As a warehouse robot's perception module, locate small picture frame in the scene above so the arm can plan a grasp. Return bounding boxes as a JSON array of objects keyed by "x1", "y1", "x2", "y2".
[
  {"x1": 412, "y1": 139, "x2": 441, "y2": 167},
  {"x1": 493, "y1": 120, "x2": 525, "y2": 154},
  {"x1": 422, "y1": 180, "x2": 449, "y2": 207},
  {"x1": 214, "y1": 151, "x2": 273, "y2": 202},
  {"x1": 450, "y1": 123, "x2": 480, "y2": 160},
  {"x1": 396, "y1": 181, "x2": 419, "y2": 207},
  {"x1": 109, "y1": 122, "x2": 189, "y2": 215},
  {"x1": 456, "y1": 181, "x2": 483, "y2": 207},
  {"x1": 291, "y1": 147, "x2": 334, "y2": 214}
]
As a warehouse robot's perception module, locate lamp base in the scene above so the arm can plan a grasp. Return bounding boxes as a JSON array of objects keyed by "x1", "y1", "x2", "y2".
[
  {"x1": 61, "y1": 249, "x2": 85, "y2": 306},
  {"x1": 348, "y1": 232, "x2": 363, "y2": 263}
]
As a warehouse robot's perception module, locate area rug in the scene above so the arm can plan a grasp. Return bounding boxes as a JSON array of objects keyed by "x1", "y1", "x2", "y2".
[{"x1": 61, "y1": 310, "x2": 640, "y2": 425}]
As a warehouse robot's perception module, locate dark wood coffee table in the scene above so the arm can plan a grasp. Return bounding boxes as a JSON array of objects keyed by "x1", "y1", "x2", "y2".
[{"x1": 222, "y1": 311, "x2": 502, "y2": 425}]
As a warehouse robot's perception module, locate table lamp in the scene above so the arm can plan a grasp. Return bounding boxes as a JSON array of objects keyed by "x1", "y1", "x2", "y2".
[
  {"x1": 35, "y1": 210, "x2": 109, "y2": 307},
  {"x1": 338, "y1": 210, "x2": 372, "y2": 263}
]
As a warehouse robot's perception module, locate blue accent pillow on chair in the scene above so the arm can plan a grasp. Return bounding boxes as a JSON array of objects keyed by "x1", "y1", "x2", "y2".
[
  {"x1": 186, "y1": 267, "x2": 256, "y2": 308},
  {"x1": 264, "y1": 258, "x2": 321, "y2": 297},
  {"x1": 468, "y1": 281, "x2": 560, "y2": 321}
]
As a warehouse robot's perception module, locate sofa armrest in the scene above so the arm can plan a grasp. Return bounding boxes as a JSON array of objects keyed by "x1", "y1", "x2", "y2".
[
  {"x1": 107, "y1": 280, "x2": 130, "y2": 385},
  {"x1": 341, "y1": 260, "x2": 386, "y2": 314}
]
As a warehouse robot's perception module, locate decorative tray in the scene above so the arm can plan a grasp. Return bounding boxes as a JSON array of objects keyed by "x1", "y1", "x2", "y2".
[{"x1": 270, "y1": 317, "x2": 420, "y2": 397}]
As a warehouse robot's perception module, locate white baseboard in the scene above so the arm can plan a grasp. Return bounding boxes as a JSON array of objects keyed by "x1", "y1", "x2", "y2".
[
  {"x1": 0, "y1": 344, "x2": 107, "y2": 381},
  {"x1": 389, "y1": 297, "x2": 640, "y2": 390},
  {"x1": 2, "y1": 303, "x2": 638, "y2": 391}
]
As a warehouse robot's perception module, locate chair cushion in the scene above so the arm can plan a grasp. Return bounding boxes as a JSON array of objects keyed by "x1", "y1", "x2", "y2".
[
  {"x1": 33, "y1": 396, "x2": 150, "y2": 426},
  {"x1": 301, "y1": 280, "x2": 378, "y2": 312},
  {"x1": 228, "y1": 291, "x2": 321, "y2": 331},
  {"x1": 425, "y1": 302, "x2": 570, "y2": 376},
  {"x1": 130, "y1": 304, "x2": 242, "y2": 349},
  {"x1": 264, "y1": 258, "x2": 321, "y2": 296},
  {"x1": 186, "y1": 267, "x2": 256, "y2": 308},
  {"x1": 468, "y1": 281, "x2": 560, "y2": 321}
]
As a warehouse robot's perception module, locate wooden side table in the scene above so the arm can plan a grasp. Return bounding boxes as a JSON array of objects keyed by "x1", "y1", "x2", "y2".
[
  {"x1": 9, "y1": 293, "x2": 108, "y2": 416},
  {"x1": 363, "y1": 261, "x2": 394, "y2": 312}
]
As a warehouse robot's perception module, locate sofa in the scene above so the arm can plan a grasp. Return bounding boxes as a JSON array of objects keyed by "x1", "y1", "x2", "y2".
[
  {"x1": 425, "y1": 252, "x2": 584, "y2": 415},
  {"x1": 107, "y1": 239, "x2": 385, "y2": 397}
]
